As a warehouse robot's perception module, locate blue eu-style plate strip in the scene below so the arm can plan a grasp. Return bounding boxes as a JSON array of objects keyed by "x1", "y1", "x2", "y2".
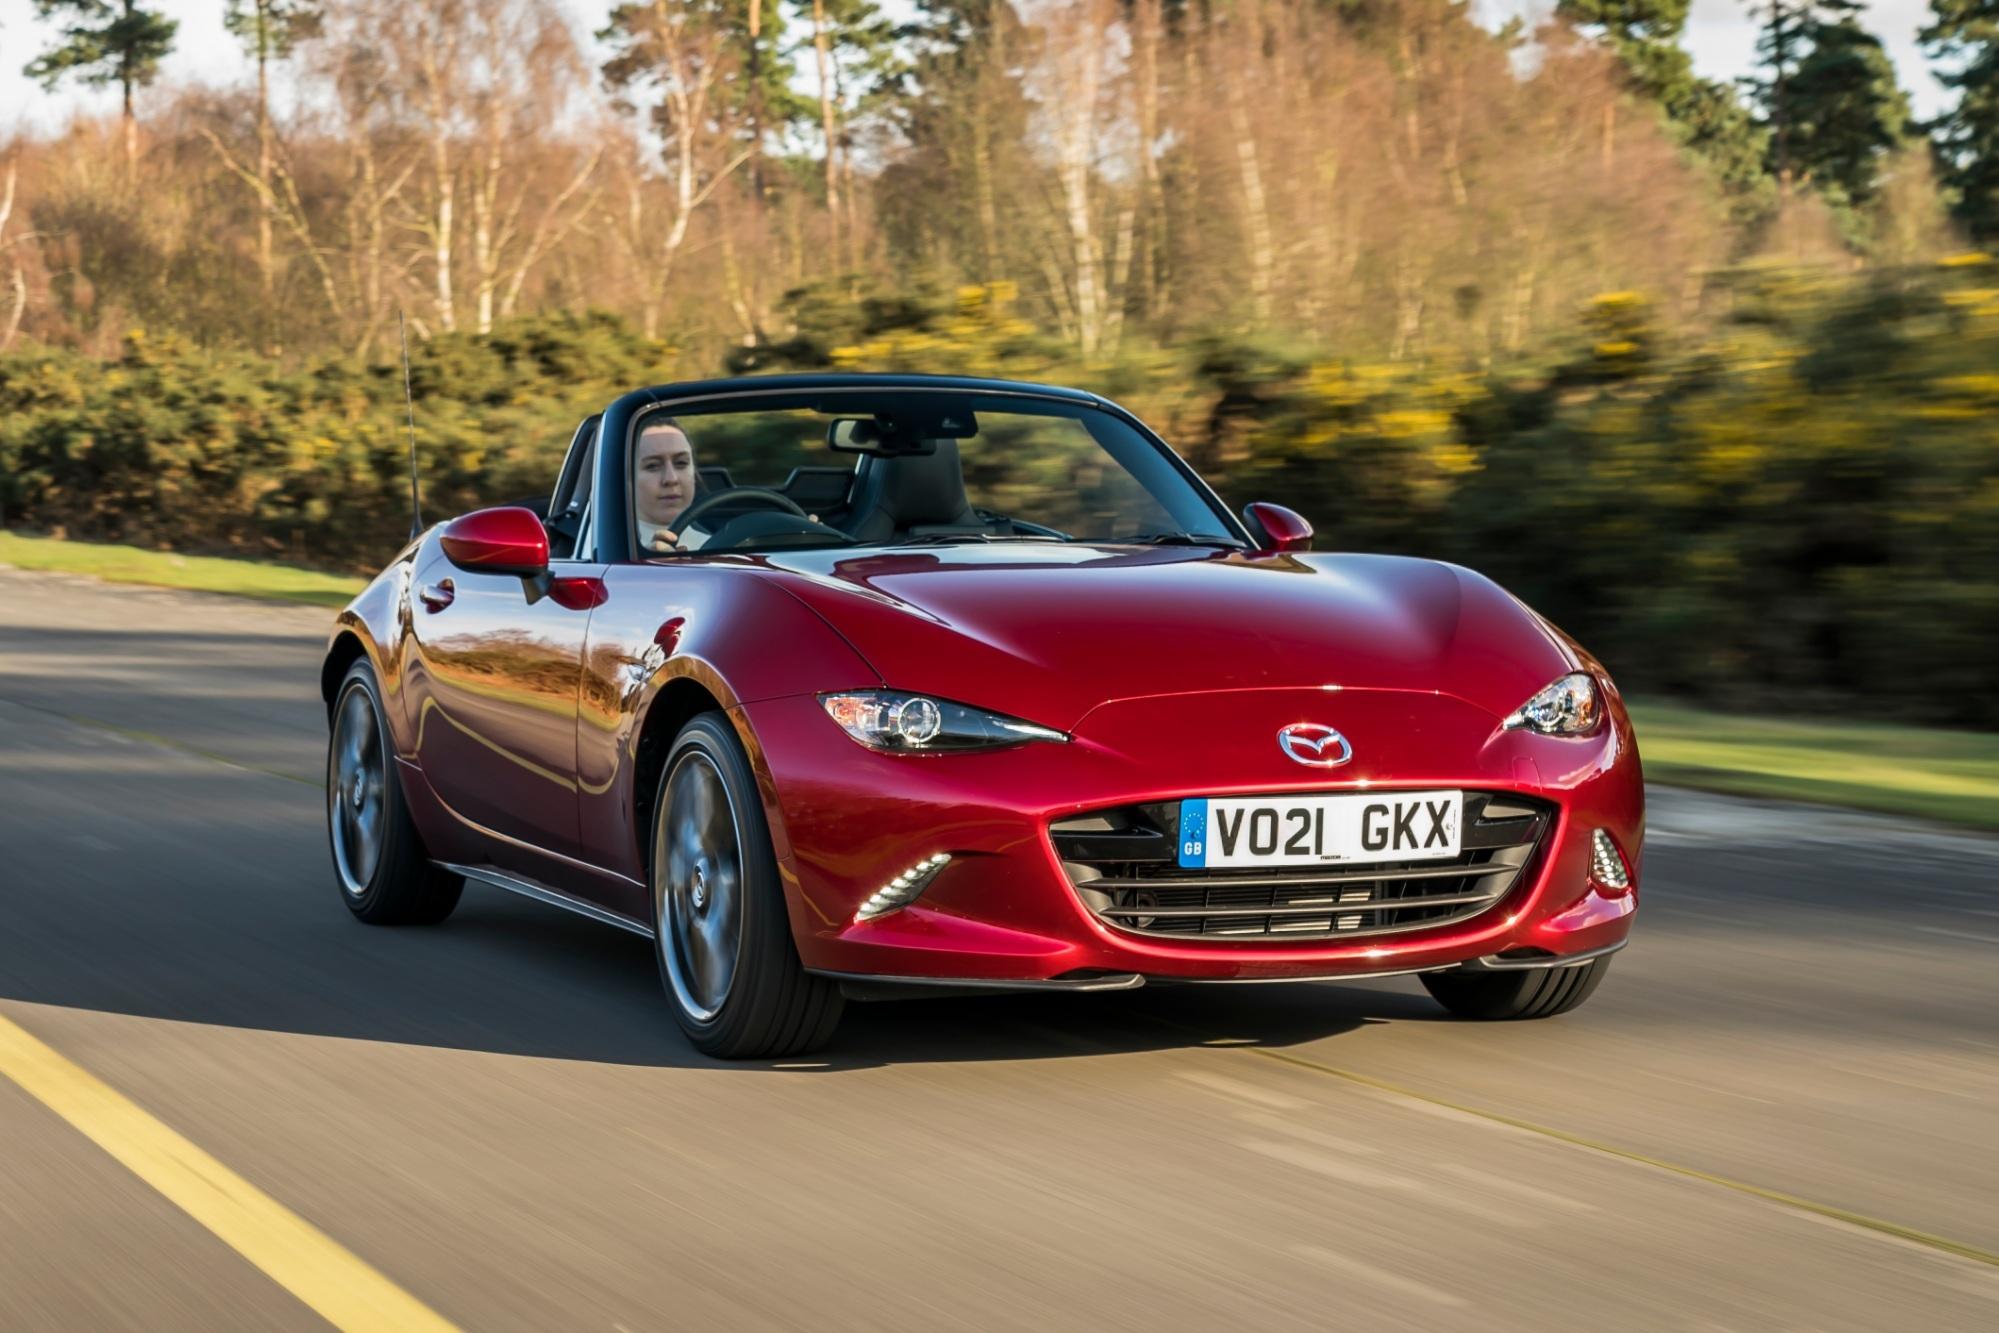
[{"x1": 1177, "y1": 799, "x2": 1209, "y2": 868}]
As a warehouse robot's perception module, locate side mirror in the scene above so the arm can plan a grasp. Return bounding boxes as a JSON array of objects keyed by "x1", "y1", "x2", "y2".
[
  {"x1": 1243, "y1": 501, "x2": 1313, "y2": 554},
  {"x1": 439, "y1": 506, "x2": 551, "y2": 578}
]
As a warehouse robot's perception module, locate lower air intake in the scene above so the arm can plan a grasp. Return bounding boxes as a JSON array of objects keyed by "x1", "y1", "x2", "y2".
[{"x1": 1051, "y1": 792, "x2": 1552, "y2": 942}]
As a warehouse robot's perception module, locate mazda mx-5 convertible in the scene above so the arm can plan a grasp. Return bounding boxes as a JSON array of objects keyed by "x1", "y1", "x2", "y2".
[{"x1": 323, "y1": 374, "x2": 1641, "y2": 1057}]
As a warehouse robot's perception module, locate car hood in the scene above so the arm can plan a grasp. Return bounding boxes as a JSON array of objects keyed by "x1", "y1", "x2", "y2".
[{"x1": 758, "y1": 544, "x2": 1577, "y2": 733}]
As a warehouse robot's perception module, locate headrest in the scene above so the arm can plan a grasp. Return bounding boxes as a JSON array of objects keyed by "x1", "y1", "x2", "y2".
[{"x1": 873, "y1": 440, "x2": 973, "y2": 527}]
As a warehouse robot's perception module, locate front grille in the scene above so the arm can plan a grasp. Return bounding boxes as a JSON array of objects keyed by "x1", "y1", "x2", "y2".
[{"x1": 1051, "y1": 792, "x2": 1552, "y2": 942}]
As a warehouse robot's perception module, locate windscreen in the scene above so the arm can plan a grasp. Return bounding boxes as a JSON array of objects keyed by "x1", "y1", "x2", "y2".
[{"x1": 628, "y1": 393, "x2": 1237, "y2": 556}]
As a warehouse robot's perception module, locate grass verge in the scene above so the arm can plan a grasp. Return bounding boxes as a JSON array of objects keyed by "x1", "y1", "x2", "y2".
[
  {"x1": 4, "y1": 532, "x2": 1993, "y2": 831},
  {"x1": 0, "y1": 531, "x2": 364, "y2": 609},
  {"x1": 1628, "y1": 701, "x2": 1999, "y2": 832}
]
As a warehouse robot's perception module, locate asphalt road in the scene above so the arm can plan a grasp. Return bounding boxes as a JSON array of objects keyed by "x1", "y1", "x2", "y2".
[{"x1": 1, "y1": 567, "x2": 1996, "y2": 1331}]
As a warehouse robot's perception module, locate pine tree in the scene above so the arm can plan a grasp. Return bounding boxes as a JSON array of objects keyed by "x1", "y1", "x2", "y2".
[
  {"x1": 1560, "y1": 0, "x2": 1773, "y2": 222},
  {"x1": 1557, "y1": 0, "x2": 1695, "y2": 103},
  {"x1": 1782, "y1": 16, "x2": 1909, "y2": 208},
  {"x1": 1744, "y1": 1, "x2": 1906, "y2": 201},
  {"x1": 1923, "y1": 0, "x2": 1999, "y2": 240},
  {"x1": 23, "y1": 0, "x2": 178, "y2": 168}
]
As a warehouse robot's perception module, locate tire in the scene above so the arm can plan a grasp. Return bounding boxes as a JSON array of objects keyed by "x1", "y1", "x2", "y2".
[
  {"x1": 1420, "y1": 957, "x2": 1611, "y2": 1020},
  {"x1": 650, "y1": 713, "x2": 843, "y2": 1058},
  {"x1": 327, "y1": 661, "x2": 462, "y2": 925}
]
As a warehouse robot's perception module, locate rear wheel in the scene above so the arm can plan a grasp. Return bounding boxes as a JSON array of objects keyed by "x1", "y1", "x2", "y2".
[
  {"x1": 1420, "y1": 958, "x2": 1610, "y2": 1020},
  {"x1": 650, "y1": 713, "x2": 842, "y2": 1058},
  {"x1": 327, "y1": 661, "x2": 462, "y2": 925}
]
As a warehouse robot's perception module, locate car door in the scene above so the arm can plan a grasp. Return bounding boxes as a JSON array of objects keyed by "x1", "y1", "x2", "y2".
[{"x1": 404, "y1": 423, "x2": 603, "y2": 866}]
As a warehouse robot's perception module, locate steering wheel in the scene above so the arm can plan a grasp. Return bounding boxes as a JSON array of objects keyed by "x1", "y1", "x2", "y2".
[{"x1": 669, "y1": 486, "x2": 809, "y2": 536}]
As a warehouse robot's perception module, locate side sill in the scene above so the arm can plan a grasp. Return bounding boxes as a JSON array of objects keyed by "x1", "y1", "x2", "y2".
[{"x1": 439, "y1": 862, "x2": 655, "y2": 939}]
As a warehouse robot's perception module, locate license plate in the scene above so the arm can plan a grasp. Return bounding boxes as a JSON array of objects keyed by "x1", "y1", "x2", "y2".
[{"x1": 1176, "y1": 791, "x2": 1463, "y2": 869}]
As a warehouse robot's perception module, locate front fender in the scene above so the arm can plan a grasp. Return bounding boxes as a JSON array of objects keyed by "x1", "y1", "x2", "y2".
[
  {"x1": 323, "y1": 555, "x2": 418, "y2": 757},
  {"x1": 576, "y1": 564, "x2": 882, "y2": 889}
]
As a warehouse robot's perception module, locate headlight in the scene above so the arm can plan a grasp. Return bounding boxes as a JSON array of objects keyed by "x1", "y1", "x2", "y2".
[
  {"x1": 1503, "y1": 672, "x2": 1602, "y2": 736},
  {"x1": 821, "y1": 691, "x2": 1068, "y2": 752}
]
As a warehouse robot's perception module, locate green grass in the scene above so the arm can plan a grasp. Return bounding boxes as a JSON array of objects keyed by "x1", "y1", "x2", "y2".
[
  {"x1": 0, "y1": 531, "x2": 365, "y2": 608},
  {"x1": 1629, "y1": 701, "x2": 1999, "y2": 831},
  {"x1": 5, "y1": 532, "x2": 1993, "y2": 830}
]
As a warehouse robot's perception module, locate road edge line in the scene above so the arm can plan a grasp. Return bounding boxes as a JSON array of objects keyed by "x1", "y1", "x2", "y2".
[
  {"x1": 1244, "y1": 1046, "x2": 1999, "y2": 1271},
  {"x1": 0, "y1": 1010, "x2": 459, "y2": 1331}
]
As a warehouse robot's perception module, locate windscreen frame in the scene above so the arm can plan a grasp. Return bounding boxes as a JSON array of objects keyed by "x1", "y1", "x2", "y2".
[{"x1": 593, "y1": 383, "x2": 1250, "y2": 562}]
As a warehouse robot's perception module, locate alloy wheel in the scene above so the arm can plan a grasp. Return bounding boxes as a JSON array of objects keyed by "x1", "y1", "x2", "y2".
[
  {"x1": 658, "y1": 750, "x2": 745, "y2": 1023},
  {"x1": 329, "y1": 685, "x2": 387, "y2": 896}
]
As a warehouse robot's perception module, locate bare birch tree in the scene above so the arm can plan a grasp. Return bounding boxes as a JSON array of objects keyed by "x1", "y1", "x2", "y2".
[{"x1": 600, "y1": 0, "x2": 756, "y2": 339}]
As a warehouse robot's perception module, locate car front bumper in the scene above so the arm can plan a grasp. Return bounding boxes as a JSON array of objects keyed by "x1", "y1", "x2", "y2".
[{"x1": 740, "y1": 686, "x2": 1643, "y2": 985}]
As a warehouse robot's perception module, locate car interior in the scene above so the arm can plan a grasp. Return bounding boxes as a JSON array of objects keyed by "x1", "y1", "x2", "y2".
[{"x1": 543, "y1": 408, "x2": 1063, "y2": 559}]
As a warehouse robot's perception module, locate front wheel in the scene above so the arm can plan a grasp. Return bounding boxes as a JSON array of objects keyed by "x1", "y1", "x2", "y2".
[
  {"x1": 327, "y1": 661, "x2": 462, "y2": 925},
  {"x1": 650, "y1": 713, "x2": 843, "y2": 1058},
  {"x1": 1420, "y1": 958, "x2": 1611, "y2": 1020}
]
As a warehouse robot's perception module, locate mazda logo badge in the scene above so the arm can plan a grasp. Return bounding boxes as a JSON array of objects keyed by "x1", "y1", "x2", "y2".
[{"x1": 1277, "y1": 723, "x2": 1353, "y2": 768}]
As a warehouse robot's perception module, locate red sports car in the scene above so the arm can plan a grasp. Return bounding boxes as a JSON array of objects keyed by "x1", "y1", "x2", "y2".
[{"x1": 323, "y1": 375, "x2": 1641, "y2": 1057}]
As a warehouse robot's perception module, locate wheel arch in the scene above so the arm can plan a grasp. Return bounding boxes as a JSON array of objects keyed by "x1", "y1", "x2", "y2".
[
  {"x1": 322, "y1": 630, "x2": 370, "y2": 718},
  {"x1": 632, "y1": 676, "x2": 726, "y2": 871},
  {"x1": 629, "y1": 667, "x2": 798, "y2": 879}
]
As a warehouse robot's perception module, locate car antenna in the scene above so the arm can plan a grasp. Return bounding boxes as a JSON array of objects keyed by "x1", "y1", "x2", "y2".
[{"x1": 398, "y1": 308, "x2": 423, "y2": 541}]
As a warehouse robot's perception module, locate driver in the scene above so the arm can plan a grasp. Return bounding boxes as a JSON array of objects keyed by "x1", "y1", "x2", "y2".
[{"x1": 633, "y1": 417, "x2": 707, "y2": 552}]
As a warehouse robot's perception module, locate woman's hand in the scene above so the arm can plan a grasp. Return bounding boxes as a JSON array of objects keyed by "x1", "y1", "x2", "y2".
[{"x1": 648, "y1": 529, "x2": 680, "y2": 552}]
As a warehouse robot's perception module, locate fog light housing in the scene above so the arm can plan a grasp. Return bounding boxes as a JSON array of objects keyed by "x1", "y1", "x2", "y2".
[
  {"x1": 1589, "y1": 829, "x2": 1632, "y2": 892},
  {"x1": 854, "y1": 853, "x2": 953, "y2": 922}
]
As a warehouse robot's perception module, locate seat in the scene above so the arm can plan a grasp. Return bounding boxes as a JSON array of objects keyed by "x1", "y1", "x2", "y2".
[
  {"x1": 779, "y1": 466, "x2": 855, "y2": 515},
  {"x1": 841, "y1": 441, "x2": 985, "y2": 543}
]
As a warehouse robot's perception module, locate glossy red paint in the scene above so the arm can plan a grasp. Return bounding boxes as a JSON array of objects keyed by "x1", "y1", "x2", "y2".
[
  {"x1": 397, "y1": 541, "x2": 605, "y2": 865},
  {"x1": 1244, "y1": 501, "x2": 1314, "y2": 553},
  {"x1": 754, "y1": 546, "x2": 1573, "y2": 730},
  {"x1": 439, "y1": 506, "x2": 550, "y2": 578},
  {"x1": 323, "y1": 382, "x2": 1642, "y2": 990},
  {"x1": 737, "y1": 679, "x2": 1641, "y2": 981},
  {"x1": 548, "y1": 575, "x2": 609, "y2": 611}
]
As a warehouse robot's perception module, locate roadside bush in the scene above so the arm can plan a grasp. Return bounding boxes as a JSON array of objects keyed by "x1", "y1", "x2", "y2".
[
  {"x1": 2, "y1": 273, "x2": 1995, "y2": 726},
  {"x1": 0, "y1": 311, "x2": 674, "y2": 568}
]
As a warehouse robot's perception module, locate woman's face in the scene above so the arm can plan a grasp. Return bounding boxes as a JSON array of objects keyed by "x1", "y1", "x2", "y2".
[{"x1": 634, "y1": 425, "x2": 695, "y2": 526}]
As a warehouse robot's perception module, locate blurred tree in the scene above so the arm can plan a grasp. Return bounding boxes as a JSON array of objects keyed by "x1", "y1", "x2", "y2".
[
  {"x1": 1746, "y1": 0, "x2": 1836, "y2": 191},
  {"x1": 222, "y1": 1, "x2": 321, "y2": 310},
  {"x1": 1556, "y1": 0, "x2": 1694, "y2": 103},
  {"x1": 450, "y1": 0, "x2": 595, "y2": 335},
  {"x1": 1866, "y1": 142, "x2": 1956, "y2": 259},
  {"x1": 883, "y1": 0, "x2": 1035, "y2": 287},
  {"x1": 1746, "y1": 2, "x2": 1907, "y2": 198},
  {"x1": 600, "y1": 0, "x2": 765, "y2": 338},
  {"x1": 0, "y1": 155, "x2": 23, "y2": 350},
  {"x1": 1670, "y1": 78, "x2": 1778, "y2": 228},
  {"x1": 1781, "y1": 15, "x2": 1910, "y2": 209},
  {"x1": 23, "y1": 0, "x2": 178, "y2": 168},
  {"x1": 1922, "y1": 0, "x2": 1999, "y2": 240},
  {"x1": 809, "y1": 0, "x2": 844, "y2": 263},
  {"x1": 1558, "y1": 0, "x2": 1773, "y2": 226},
  {"x1": 804, "y1": 0, "x2": 899, "y2": 274}
]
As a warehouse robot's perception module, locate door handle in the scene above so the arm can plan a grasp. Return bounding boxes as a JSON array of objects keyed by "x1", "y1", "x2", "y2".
[{"x1": 419, "y1": 578, "x2": 455, "y2": 612}]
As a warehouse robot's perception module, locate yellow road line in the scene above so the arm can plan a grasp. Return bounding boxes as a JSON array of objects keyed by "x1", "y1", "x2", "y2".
[
  {"x1": 1244, "y1": 1046, "x2": 1999, "y2": 1271},
  {"x1": 0, "y1": 1011, "x2": 458, "y2": 1331}
]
